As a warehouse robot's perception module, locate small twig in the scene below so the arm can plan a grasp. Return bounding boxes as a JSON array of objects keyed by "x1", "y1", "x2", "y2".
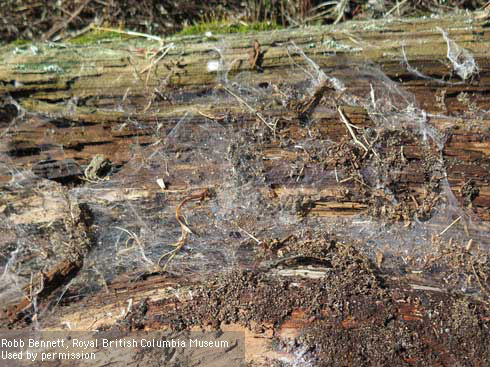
[
  {"x1": 362, "y1": 134, "x2": 380, "y2": 159},
  {"x1": 115, "y1": 227, "x2": 155, "y2": 267},
  {"x1": 370, "y1": 83, "x2": 376, "y2": 109},
  {"x1": 224, "y1": 87, "x2": 275, "y2": 131},
  {"x1": 197, "y1": 110, "x2": 226, "y2": 121},
  {"x1": 386, "y1": 0, "x2": 409, "y2": 16},
  {"x1": 410, "y1": 195, "x2": 419, "y2": 209},
  {"x1": 409, "y1": 284, "x2": 444, "y2": 292},
  {"x1": 26, "y1": 272, "x2": 45, "y2": 302},
  {"x1": 333, "y1": 0, "x2": 349, "y2": 24},
  {"x1": 339, "y1": 176, "x2": 353, "y2": 183},
  {"x1": 400, "y1": 145, "x2": 406, "y2": 164},
  {"x1": 158, "y1": 189, "x2": 210, "y2": 269},
  {"x1": 236, "y1": 225, "x2": 261, "y2": 244},
  {"x1": 43, "y1": 0, "x2": 92, "y2": 40},
  {"x1": 296, "y1": 165, "x2": 305, "y2": 182},
  {"x1": 337, "y1": 106, "x2": 368, "y2": 153},
  {"x1": 353, "y1": 177, "x2": 370, "y2": 188},
  {"x1": 94, "y1": 26, "x2": 163, "y2": 42},
  {"x1": 140, "y1": 43, "x2": 175, "y2": 75},
  {"x1": 122, "y1": 298, "x2": 133, "y2": 319},
  {"x1": 439, "y1": 215, "x2": 462, "y2": 236},
  {"x1": 471, "y1": 261, "x2": 490, "y2": 298}
]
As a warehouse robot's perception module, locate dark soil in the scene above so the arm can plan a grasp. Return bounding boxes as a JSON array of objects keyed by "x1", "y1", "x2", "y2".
[{"x1": 161, "y1": 235, "x2": 490, "y2": 366}]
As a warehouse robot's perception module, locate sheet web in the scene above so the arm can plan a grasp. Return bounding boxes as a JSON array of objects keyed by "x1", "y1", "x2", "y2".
[
  {"x1": 0, "y1": 33, "x2": 489, "y2": 319},
  {"x1": 285, "y1": 46, "x2": 489, "y2": 292}
]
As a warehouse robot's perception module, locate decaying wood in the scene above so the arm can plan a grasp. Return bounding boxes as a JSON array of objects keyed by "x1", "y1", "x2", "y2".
[
  {"x1": 1, "y1": 13, "x2": 490, "y2": 219},
  {"x1": 1, "y1": 185, "x2": 94, "y2": 323},
  {"x1": 1, "y1": 11, "x2": 490, "y2": 366}
]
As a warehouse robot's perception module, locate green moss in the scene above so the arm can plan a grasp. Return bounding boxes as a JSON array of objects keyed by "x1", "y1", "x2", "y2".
[
  {"x1": 9, "y1": 39, "x2": 31, "y2": 46},
  {"x1": 69, "y1": 29, "x2": 131, "y2": 45},
  {"x1": 178, "y1": 21, "x2": 280, "y2": 36}
]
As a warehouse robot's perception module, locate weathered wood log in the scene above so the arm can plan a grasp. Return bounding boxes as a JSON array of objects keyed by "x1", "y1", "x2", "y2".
[
  {"x1": 1, "y1": 13, "x2": 490, "y2": 221},
  {"x1": 1, "y1": 10, "x2": 490, "y2": 366}
]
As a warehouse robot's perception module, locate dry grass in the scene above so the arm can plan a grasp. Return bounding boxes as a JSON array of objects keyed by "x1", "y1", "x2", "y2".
[{"x1": 1, "y1": 0, "x2": 488, "y2": 44}]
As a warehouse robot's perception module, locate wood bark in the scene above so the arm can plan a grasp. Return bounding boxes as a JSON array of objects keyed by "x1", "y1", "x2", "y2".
[{"x1": 1, "y1": 11, "x2": 490, "y2": 366}]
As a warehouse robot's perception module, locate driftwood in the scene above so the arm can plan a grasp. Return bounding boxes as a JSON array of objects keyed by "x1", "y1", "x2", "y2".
[{"x1": 1, "y1": 11, "x2": 490, "y2": 366}]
